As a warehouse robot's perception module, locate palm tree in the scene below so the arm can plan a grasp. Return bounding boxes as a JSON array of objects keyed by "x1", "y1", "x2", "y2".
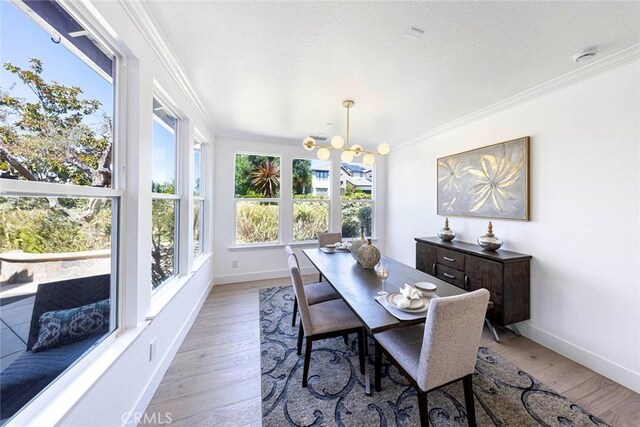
[{"x1": 251, "y1": 160, "x2": 280, "y2": 198}]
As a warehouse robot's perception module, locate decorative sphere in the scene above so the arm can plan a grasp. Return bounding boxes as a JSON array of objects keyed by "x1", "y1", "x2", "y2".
[
  {"x1": 363, "y1": 153, "x2": 375, "y2": 165},
  {"x1": 317, "y1": 147, "x2": 331, "y2": 160},
  {"x1": 331, "y1": 135, "x2": 345, "y2": 149},
  {"x1": 377, "y1": 143, "x2": 390, "y2": 155},
  {"x1": 341, "y1": 150, "x2": 355, "y2": 162},
  {"x1": 303, "y1": 137, "x2": 316, "y2": 151},
  {"x1": 351, "y1": 144, "x2": 363, "y2": 155}
]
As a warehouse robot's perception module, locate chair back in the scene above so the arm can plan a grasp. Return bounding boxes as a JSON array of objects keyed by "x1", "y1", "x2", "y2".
[
  {"x1": 317, "y1": 232, "x2": 341, "y2": 248},
  {"x1": 285, "y1": 245, "x2": 300, "y2": 269},
  {"x1": 417, "y1": 288, "x2": 490, "y2": 391},
  {"x1": 287, "y1": 254, "x2": 312, "y2": 335}
]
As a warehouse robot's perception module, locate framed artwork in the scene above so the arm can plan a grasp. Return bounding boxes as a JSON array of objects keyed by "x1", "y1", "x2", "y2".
[{"x1": 437, "y1": 137, "x2": 530, "y2": 221}]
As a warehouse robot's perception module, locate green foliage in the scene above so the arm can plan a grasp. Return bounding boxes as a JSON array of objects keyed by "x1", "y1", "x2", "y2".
[
  {"x1": 292, "y1": 159, "x2": 312, "y2": 195},
  {"x1": 0, "y1": 197, "x2": 111, "y2": 253},
  {"x1": 235, "y1": 154, "x2": 280, "y2": 198},
  {"x1": 236, "y1": 202, "x2": 278, "y2": 244},
  {"x1": 341, "y1": 182, "x2": 372, "y2": 200},
  {"x1": 151, "y1": 199, "x2": 175, "y2": 288},
  {"x1": 341, "y1": 201, "x2": 372, "y2": 238},
  {"x1": 293, "y1": 201, "x2": 328, "y2": 241},
  {"x1": 251, "y1": 160, "x2": 280, "y2": 198},
  {"x1": 0, "y1": 59, "x2": 111, "y2": 185}
]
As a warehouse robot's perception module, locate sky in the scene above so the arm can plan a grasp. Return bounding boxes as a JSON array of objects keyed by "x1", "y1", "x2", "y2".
[{"x1": 1, "y1": 1, "x2": 175, "y2": 187}]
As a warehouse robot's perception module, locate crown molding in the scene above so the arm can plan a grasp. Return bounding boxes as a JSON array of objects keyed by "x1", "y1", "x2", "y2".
[
  {"x1": 396, "y1": 44, "x2": 640, "y2": 152},
  {"x1": 118, "y1": 0, "x2": 210, "y2": 125}
]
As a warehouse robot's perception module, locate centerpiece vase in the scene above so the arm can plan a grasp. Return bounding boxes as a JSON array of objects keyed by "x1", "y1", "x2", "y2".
[
  {"x1": 351, "y1": 225, "x2": 367, "y2": 263},
  {"x1": 358, "y1": 239, "x2": 381, "y2": 269}
]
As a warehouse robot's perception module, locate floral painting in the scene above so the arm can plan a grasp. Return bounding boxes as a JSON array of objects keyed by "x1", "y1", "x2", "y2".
[{"x1": 437, "y1": 137, "x2": 529, "y2": 220}]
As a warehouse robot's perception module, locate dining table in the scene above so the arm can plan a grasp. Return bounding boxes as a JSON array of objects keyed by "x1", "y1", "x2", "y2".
[{"x1": 302, "y1": 247, "x2": 472, "y2": 395}]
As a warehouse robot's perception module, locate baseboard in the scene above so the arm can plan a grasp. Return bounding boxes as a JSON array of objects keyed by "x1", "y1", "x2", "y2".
[
  {"x1": 126, "y1": 277, "x2": 214, "y2": 425},
  {"x1": 518, "y1": 323, "x2": 640, "y2": 394},
  {"x1": 213, "y1": 266, "x2": 318, "y2": 285}
]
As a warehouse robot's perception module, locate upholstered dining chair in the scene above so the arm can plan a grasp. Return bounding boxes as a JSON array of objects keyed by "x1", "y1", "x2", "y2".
[
  {"x1": 287, "y1": 253, "x2": 366, "y2": 387},
  {"x1": 374, "y1": 289, "x2": 490, "y2": 427},
  {"x1": 316, "y1": 232, "x2": 342, "y2": 281},
  {"x1": 285, "y1": 246, "x2": 340, "y2": 328}
]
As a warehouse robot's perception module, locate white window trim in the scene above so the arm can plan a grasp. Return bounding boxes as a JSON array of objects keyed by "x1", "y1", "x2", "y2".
[{"x1": 193, "y1": 141, "x2": 205, "y2": 259}]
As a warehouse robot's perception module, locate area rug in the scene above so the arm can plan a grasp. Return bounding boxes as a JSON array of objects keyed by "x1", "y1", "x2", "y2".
[{"x1": 260, "y1": 286, "x2": 609, "y2": 427}]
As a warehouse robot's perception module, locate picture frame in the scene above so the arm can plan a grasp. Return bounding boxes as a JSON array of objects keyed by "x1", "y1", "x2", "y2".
[{"x1": 437, "y1": 137, "x2": 530, "y2": 221}]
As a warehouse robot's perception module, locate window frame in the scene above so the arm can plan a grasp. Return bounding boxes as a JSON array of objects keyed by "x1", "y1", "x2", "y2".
[
  {"x1": 150, "y1": 96, "x2": 181, "y2": 292},
  {"x1": 292, "y1": 156, "x2": 331, "y2": 242},
  {"x1": 233, "y1": 151, "x2": 282, "y2": 246},
  {"x1": 193, "y1": 141, "x2": 205, "y2": 258},
  {"x1": 0, "y1": 0, "x2": 124, "y2": 422}
]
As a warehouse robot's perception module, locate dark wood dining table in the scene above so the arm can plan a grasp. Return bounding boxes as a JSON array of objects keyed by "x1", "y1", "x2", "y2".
[{"x1": 302, "y1": 248, "x2": 471, "y2": 394}]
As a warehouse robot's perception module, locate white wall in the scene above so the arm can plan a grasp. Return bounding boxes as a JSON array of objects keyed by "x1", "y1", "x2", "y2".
[
  {"x1": 213, "y1": 137, "x2": 387, "y2": 284},
  {"x1": 386, "y1": 60, "x2": 640, "y2": 392}
]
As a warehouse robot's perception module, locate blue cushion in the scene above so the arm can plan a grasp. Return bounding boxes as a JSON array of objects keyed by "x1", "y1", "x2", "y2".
[
  {"x1": 0, "y1": 334, "x2": 102, "y2": 420},
  {"x1": 31, "y1": 299, "x2": 109, "y2": 352}
]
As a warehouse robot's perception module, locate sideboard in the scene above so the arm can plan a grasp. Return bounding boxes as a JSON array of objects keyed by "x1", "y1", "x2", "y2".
[{"x1": 415, "y1": 236, "x2": 532, "y2": 341}]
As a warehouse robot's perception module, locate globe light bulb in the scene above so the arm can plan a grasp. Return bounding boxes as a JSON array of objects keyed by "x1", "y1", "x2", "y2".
[
  {"x1": 317, "y1": 147, "x2": 331, "y2": 160},
  {"x1": 341, "y1": 150, "x2": 355, "y2": 163},
  {"x1": 377, "y1": 142, "x2": 390, "y2": 155},
  {"x1": 351, "y1": 144, "x2": 362, "y2": 156},
  {"x1": 331, "y1": 135, "x2": 345, "y2": 149},
  {"x1": 303, "y1": 137, "x2": 316, "y2": 151},
  {"x1": 363, "y1": 153, "x2": 375, "y2": 165}
]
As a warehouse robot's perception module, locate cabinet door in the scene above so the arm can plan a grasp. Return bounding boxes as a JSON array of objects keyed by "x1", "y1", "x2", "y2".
[
  {"x1": 416, "y1": 243, "x2": 437, "y2": 276},
  {"x1": 465, "y1": 256, "x2": 503, "y2": 304}
]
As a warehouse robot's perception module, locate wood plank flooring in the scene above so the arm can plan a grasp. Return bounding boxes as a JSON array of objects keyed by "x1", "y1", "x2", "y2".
[{"x1": 145, "y1": 277, "x2": 640, "y2": 426}]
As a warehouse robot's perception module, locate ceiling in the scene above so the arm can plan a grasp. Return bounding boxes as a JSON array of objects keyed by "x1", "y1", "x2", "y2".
[{"x1": 144, "y1": 1, "x2": 640, "y2": 148}]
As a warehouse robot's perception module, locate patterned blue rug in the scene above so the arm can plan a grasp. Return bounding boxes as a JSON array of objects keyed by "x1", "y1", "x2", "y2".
[{"x1": 260, "y1": 286, "x2": 609, "y2": 427}]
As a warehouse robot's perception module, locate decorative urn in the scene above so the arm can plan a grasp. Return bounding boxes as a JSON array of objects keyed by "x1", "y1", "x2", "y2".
[
  {"x1": 351, "y1": 225, "x2": 367, "y2": 263},
  {"x1": 437, "y1": 217, "x2": 456, "y2": 242},
  {"x1": 477, "y1": 221, "x2": 503, "y2": 251},
  {"x1": 358, "y1": 239, "x2": 381, "y2": 269}
]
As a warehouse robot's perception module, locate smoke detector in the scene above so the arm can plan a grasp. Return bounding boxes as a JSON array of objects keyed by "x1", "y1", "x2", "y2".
[{"x1": 573, "y1": 47, "x2": 598, "y2": 63}]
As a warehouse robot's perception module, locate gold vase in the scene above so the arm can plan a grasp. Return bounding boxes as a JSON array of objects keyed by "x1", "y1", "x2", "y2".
[{"x1": 358, "y1": 239, "x2": 381, "y2": 270}]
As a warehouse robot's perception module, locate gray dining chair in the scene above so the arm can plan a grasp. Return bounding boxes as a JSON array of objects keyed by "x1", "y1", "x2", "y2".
[
  {"x1": 374, "y1": 289, "x2": 490, "y2": 427},
  {"x1": 285, "y1": 246, "x2": 340, "y2": 328},
  {"x1": 287, "y1": 253, "x2": 365, "y2": 387},
  {"x1": 316, "y1": 232, "x2": 342, "y2": 281}
]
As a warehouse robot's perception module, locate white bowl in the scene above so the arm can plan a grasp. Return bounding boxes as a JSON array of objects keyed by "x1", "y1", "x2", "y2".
[{"x1": 415, "y1": 282, "x2": 437, "y2": 293}]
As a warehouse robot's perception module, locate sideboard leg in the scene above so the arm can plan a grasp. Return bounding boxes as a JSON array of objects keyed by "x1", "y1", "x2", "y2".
[
  {"x1": 485, "y1": 318, "x2": 501, "y2": 343},
  {"x1": 508, "y1": 324, "x2": 521, "y2": 337}
]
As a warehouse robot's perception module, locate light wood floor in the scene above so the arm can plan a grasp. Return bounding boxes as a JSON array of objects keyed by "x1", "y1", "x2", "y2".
[{"x1": 145, "y1": 277, "x2": 640, "y2": 426}]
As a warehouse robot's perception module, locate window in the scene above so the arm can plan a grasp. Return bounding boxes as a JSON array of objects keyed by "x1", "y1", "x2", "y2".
[
  {"x1": 151, "y1": 99, "x2": 179, "y2": 290},
  {"x1": 193, "y1": 142, "x2": 204, "y2": 257},
  {"x1": 293, "y1": 158, "x2": 330, "y2": 241},
  {"x1": 0, "y1": 0, "x2": 118, "y2": 421},
  {"x1": 234, "y1": 154, "x2": 280, "y2": 244},
  {"x1": 341, "y1": 162, "x2": 373, "y2": 238}
]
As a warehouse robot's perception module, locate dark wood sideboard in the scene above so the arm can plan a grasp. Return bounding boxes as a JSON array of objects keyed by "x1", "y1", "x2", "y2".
[{"x1": 415, "y1": 237, "x2": 531, "y2": 340}]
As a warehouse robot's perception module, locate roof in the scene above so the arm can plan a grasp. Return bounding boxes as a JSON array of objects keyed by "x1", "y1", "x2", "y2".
[{"x1": 341, "y1": 163, "x2": 372, "y2": 174}]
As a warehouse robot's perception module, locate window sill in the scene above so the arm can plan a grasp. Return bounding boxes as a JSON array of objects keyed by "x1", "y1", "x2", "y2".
[
  {"x1": 147, "y1": 251, "x2": 213, "y2": 320},
  {"x1": 228, "y1": 238, "x2": 378, "y2": 251}
]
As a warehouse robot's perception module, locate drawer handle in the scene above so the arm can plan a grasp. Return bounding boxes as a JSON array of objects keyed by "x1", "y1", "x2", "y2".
[
  {"x1": 464, "y1": 275, "x2": 469, "y2": 289},
  {"x1": 432, "y1": 263, "x2": 437, "y2": 275},
  {"x1": 443, "y1": 272, "x2": 455, "y2": 279},
  {"x1": 443, "y1": 256, "x2": 455, "y2": 262}
]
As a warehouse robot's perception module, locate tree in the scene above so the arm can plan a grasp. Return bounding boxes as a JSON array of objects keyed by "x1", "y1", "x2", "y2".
[
  {"x1": 251, "y1": 160, "x2": 280, "y2": 198},
  {"x1": 0, "y1": 59, "x2": 112, "y2": 187},
  {"x1": 292, "y1": 159, "x2": 312, "y2": 196},
  {"x1": 235, "y1": 154, "x2": 280, "y2": 198}
]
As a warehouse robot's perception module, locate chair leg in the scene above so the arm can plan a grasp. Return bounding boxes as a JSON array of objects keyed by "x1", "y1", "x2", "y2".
[
  {"x1": 463, "y1": 374, "x2": 477, "y2": 427},
  {"x1": 302, "y1": 338, "x2": 313, "y2": 387},
  {"x1": 364, "y1": 332, "x2": 369, "y2": 356},
  {"x1": 374, "y1": 340, "x2": 382, "y2": 392},
  {"x1": 357, "y1": 329, "x2": 365, "y2": 375},
  {"x1": 343, "y1": 334, "x2": 349, "y2": 345},
  {"x1": 297, "y1": 322, "x2": 304, "y2": 356},
  {"x1": 418, "y1": 390, "x2": 429, "y2": 427},
  {"x1": 291, "y1": 296, "x2": 298, "y2": 327}
]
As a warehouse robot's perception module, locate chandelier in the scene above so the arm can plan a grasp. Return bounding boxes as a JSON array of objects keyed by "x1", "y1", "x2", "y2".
[{"x1": 302, "y1": 100, "x2": 390, "y2": 165}]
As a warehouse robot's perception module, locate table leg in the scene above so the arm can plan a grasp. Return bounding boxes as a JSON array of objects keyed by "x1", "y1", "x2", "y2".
[
  {"x1": 365, "y1": 360, "x2": 372, "y2": 396},
  {"x1": 485, "y1": 318, "x2": 501, "y2": 343},
  {"x1": 508, "y1": 324, "x2": 521, "y2": 336}
]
